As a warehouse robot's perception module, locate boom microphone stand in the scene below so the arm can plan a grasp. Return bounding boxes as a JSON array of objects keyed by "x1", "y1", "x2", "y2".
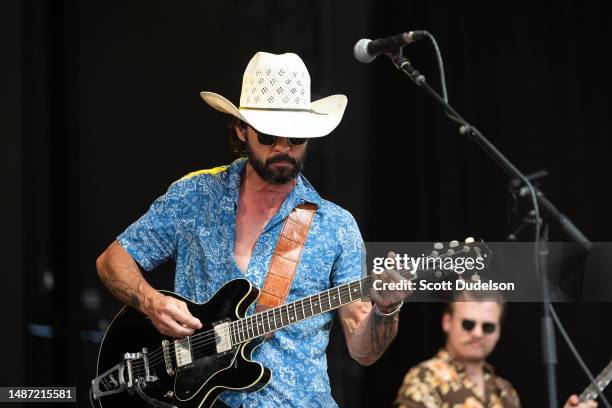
[{"x1": 378, "y1": 41, "x2": 597, "y2": 408}]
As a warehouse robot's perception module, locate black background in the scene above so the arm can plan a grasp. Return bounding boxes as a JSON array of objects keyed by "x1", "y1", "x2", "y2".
[{"x1": 2, "y1": 1, "x2": 612, "y2": 406}]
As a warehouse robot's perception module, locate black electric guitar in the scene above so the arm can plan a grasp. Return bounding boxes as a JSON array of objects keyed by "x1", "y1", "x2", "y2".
[
  {"x1": 579, "y1": 357, "x2": 612, "y2": 402},
  {"x1": 91, "y1": 238, "x2": 490, "y2": 407}
]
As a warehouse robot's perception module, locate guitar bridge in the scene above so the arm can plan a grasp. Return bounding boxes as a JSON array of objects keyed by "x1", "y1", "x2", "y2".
[{"x1": 91, "y1": 348, "x2": 158, "y2": 400}]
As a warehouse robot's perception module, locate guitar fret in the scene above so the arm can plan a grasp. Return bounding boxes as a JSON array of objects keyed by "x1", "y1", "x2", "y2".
[
  {"x1": 299, "y1": 299, "x2": 306, "y2": 320},
  {"x1": 265, "y1": 309, "x2": 272, "y2": 333},
  {"x1": 329, "y1": 288, "x2": 337, "y2": 309},
  {"x1": 287, "y1": 304, "x2": 296, "y2": 323},
  {"x1": 272, "y1": 307, "x2": 283, "y2": 330},
  {"x1": 341, "y1": 283, "x2": 351, "y2": 304},
  {"x1": 350, "y1": 281, "x2": 361, "y2": 301},
  {"x1": 280, "y1": 305, "x2": 287, "y2": 327},
  {"x1": 248, "y1": 316, "x2": 255, "y2": 339},
  {"x1": 322, "y1": 291, "x2": 331, "y2": 311},
  {"x1": 255, "y1": 314, "x2": 262, "y2": 337},
  {"x1": 229, "y1": 278, "x2": 373, "y2": 344}
]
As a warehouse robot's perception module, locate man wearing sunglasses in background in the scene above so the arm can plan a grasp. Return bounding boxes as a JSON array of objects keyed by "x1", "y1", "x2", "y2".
[
  {"x1": 394, "y1": 291, "x2": 597, "y2": 408},
  {"x1": 96, "y1": 51, "x2": 410, "y2": 407}
]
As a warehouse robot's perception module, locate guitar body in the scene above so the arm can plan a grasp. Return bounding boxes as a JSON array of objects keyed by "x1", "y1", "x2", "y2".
[{"x1": 95, "y1": 279, "x2": 271, "y2": 408}]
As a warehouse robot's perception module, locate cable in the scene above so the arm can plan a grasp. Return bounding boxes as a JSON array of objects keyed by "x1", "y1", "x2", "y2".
[{"x1": 423, "y1": 31, "x2": 448, "y2": 103}]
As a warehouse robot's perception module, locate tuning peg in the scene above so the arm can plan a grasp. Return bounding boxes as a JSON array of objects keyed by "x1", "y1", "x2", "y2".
[
  {"x1": 464, "y1": 237, "x2": 475, "y2": 244},
  {"x1": 449, "y1": 240, "x2": 459, "y2": 248},
  {"x1": 434, "y1": 242, "x2": 443, "y2": 250}
]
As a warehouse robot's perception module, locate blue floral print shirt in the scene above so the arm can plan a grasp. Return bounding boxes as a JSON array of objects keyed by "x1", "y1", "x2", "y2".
[{"x1": 117, "y1": 158, "x2": 365, "y2": 407}]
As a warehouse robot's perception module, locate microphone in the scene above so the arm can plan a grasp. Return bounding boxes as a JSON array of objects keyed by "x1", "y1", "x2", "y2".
[{"x1": 353, "y1": 31, "x2": 426, "y2": 63}]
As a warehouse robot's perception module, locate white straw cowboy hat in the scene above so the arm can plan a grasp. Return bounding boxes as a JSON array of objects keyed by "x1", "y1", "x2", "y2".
[{"x1": 200, "y1": 52, "x2": 347, "y2": 138}]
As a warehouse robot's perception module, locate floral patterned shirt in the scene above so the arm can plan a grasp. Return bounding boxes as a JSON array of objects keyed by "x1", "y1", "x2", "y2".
[
  {"x1": 117, "y1": 158, "x2": 365, "y2": 408},
  {"x1": 394, "y1": 349, "x2": 521, "y2": 408}
]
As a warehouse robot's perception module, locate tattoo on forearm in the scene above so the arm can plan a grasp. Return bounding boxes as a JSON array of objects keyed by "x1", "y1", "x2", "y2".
[
  {"x1": 105, "y1": 277, "x2": 140, "y2": 309},
  {"x1": 370, "y1": 313, "x2": 398, "y2": 355}
]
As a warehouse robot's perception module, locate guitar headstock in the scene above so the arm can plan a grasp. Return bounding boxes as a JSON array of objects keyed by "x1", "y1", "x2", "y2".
[{"x1": 410, "y1": 237, "x2": 492, "y2": 282}]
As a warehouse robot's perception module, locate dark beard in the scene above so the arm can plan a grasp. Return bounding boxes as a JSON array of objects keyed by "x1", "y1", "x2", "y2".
[{"x1": 245, "y1": 139, "x2": 305, "y2": 185}]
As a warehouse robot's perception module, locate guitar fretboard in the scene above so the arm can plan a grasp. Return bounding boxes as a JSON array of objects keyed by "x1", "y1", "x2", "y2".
[{"x1": 228, "y1": 268, "x2": 420, "y2": 345}]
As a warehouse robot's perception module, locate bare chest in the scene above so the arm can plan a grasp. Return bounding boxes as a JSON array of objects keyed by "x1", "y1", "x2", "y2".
[{"x1": 234, "y1": 208, "x2": 275, "y2": 274}]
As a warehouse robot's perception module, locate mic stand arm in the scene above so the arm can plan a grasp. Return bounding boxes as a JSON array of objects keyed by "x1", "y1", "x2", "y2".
[{"x1": 386, "y1": 52, "x2": 594, "y2": 408}]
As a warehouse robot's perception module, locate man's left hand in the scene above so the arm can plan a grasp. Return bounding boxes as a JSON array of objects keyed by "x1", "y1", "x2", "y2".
[{"x1": 369, "y1": 251, "x2": 412, "y2": 314}]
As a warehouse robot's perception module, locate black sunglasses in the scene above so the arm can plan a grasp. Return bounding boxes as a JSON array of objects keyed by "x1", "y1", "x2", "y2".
[
  {"x1": 461, "y1": 319, "x2": 497, "y2": 334},
  {"x1": 256, "y1": 131, "x2": 307, "y2": 146}
]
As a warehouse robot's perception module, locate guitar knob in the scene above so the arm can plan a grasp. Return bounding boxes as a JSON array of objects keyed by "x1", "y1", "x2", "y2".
[
  {"x1": 464, "y1": 237, "x2": 475, "y2": 244},
  {"x1": 434, "y1": 242, "x2": 444, "y2": 250},
  {"x1": 449, "y1": 240, "x2": 459, "y2": 248}
]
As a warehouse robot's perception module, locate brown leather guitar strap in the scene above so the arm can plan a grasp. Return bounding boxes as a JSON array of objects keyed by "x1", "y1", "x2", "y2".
[{"x1": 255, "y1": 203, "x2": 317, "y2": 317}]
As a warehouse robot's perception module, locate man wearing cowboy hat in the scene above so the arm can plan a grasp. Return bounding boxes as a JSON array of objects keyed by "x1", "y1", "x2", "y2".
[{"x1": 96, "y1": 52, "x2": 410, "y2": 407}]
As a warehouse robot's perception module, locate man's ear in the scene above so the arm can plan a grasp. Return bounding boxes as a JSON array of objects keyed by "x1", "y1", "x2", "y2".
[
  {"x1": 442, "y1": 312, "x2": 451, "y2": 334},
  {"x1": 235, "y1": 123, "x2": 247, "y2": 142}
]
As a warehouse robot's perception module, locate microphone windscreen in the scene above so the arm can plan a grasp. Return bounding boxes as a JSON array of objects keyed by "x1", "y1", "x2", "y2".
[{"x1": 353, "y1": 39, "x2": 374, "y2": 63}]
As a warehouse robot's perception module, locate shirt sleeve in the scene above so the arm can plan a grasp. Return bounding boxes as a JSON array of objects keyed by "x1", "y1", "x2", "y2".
[
  {"x1": 117, "y1": 181, "x2": 183, "y2": 271},
  {"x1": 330, "y1": 209, "x2": 367, "y2": 286}
]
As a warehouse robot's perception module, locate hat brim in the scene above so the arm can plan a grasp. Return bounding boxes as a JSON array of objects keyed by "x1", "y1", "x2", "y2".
[{"x1": 200, "y1": 91, "x2": 347, "y2": 138}]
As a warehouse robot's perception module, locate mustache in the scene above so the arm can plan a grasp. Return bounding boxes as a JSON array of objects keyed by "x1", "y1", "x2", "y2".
[{"x1": 266, "y1": 154, "x2": 299, "y2": 166}]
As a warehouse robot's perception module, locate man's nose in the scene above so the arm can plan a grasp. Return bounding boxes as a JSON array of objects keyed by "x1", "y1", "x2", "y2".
[
  {"x1": 273, "y1": 137, "x2": 291, "y2": 152},
  {"x1": 471, "y1": 325, "x2": 484, "y2": 337}
]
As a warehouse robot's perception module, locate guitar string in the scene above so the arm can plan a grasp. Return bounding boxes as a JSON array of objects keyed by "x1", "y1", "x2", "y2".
[
  {"x1": 132, "y1": 286, "x2": 357, "y2": 376},
  {"x1": 130, "y1": 249, "x2": 476, "y2": 375},
  {"x1": 130, "y1": 257, "x2": 463, "y2": 375},
  {"x1": 131, "y1": 282, "x2": 362, "y2": 375},
  {"x1": 131, "y1": 281, "x2": 366, "y2": 375},
  {"x1": 176, "y1": 250, "x2": 462, "y2": 354},
  {"x1": 132, "y1": 264, "x2": 464, "y2": 374},
  {"x1": 131, "y1": 280, "x2": 361, "y2": 371}
]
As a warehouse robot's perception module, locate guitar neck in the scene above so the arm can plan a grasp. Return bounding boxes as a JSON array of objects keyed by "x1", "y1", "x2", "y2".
[
  {"x1": 580, "y1": 358, "x2": 612, "y2": 402},
  {"x1": 230, "y1": 271, "x2": 411, "y2": 344}
]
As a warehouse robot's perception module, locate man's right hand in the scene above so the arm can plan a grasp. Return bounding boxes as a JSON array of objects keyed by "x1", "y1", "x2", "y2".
[
  {"x1": 96, "y1": 241, "x2": 203, "y2": 339},
  {"x1": 144, "y1": 293, "x2": 203, "y2": 338},
  {"x1": 563, "y1": 394, "x2": 598, "y2": 408}
]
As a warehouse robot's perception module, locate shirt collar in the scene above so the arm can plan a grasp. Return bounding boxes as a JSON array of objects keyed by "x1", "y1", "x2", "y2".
[{"x1": 437, "y1": 348, "x2": 495, "y2": 375}]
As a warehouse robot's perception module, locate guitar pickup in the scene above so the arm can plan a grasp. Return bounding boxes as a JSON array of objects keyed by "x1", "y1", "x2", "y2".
[
  {"x1": 213, "y1": 321, "x2": 233, "y2": 354},
  {"x1": 174, "y1": 337, "x2": 193, "y2": 369}
]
